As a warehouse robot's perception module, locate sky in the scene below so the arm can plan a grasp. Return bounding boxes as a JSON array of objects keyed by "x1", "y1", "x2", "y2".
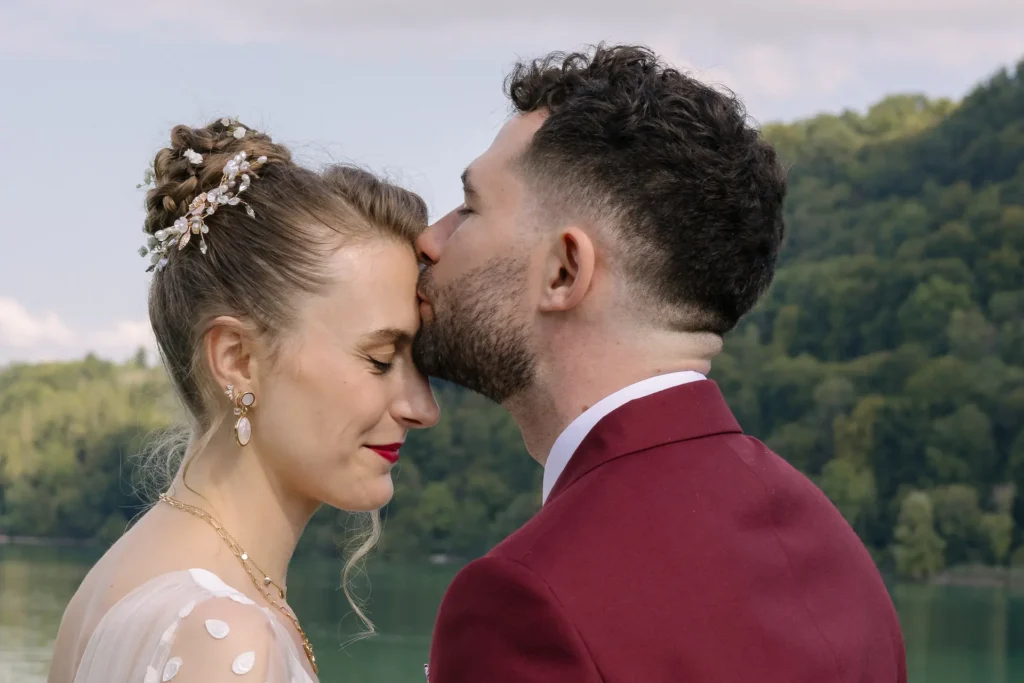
[{"x1": 1, "y1": 0, "x2": 1022, "y2": 366}]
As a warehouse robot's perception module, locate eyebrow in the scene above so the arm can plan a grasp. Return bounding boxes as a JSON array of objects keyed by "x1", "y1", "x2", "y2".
[
  {"x1": 361, "y1": 327, "x2": 414, "y2": 347},
  {"x1": 461, "y1": 167, "x2": 479, "y2": 202}
]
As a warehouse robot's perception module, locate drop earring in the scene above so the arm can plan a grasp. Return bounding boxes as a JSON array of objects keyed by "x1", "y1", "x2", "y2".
[{"x1": 229, "y1": 386, "x2": 256, "y2": 447}]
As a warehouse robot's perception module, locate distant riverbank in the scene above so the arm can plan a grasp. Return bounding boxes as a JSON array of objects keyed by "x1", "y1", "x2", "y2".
[
  {"x1": 3, "y1": 534, "x2": 1023, "y2": 591},
  {"x1": 932, "y1": 564, "x2": 1024, "y2": 589}
]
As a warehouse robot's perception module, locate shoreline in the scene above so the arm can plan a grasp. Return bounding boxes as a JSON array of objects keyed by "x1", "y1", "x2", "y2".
[
  {"x1": 931, "y1": 565, "x2": 1024, "y2": 589},
  {"x1": 2, "y1": 536, "x2": 1022, "y2": 589}
]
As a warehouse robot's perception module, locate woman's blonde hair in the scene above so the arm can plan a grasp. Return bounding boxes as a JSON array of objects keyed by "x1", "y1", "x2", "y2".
[{"x1": 139, "y1": 119, "x2": 427, "y2": 634}]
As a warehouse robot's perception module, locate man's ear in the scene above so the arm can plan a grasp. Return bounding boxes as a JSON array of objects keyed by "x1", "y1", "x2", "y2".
[{"x1": 538, "y1": 227, "x2": 595, "y2": 313}]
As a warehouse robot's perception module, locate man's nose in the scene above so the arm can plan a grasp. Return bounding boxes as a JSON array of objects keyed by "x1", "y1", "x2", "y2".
[{"x1": 416, "y1": 207, "x2": 463, "y2": 265}]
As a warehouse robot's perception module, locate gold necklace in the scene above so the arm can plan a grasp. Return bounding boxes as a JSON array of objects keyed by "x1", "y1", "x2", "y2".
[{"x1": 158, "y1": 493, "x2": 318, "y2": 674}]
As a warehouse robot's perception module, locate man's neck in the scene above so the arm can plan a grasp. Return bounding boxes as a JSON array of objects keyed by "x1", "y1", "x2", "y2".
[{"x1": 506, "y1": 330, "x2": 721, "y2": 465}]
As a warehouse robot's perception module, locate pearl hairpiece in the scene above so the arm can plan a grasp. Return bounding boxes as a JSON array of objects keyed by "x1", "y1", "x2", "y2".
[{"x1": 139, "y1": 149, "x2": 268, "y2": 272}]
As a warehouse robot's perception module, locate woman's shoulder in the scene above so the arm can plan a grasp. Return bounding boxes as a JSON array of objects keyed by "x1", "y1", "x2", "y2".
[
  {"x1": 114, "y1": 568, "x2": 253, "y2": 614},
  {"x1": 140, "y1": 577, "x2": 311, "y2": 683},
  {"x1": 87, "y1": 566, "x2": 271, "y2": 644},
  {"x1": 74, "y1": 568, "x2": 314, "y2": 683}
]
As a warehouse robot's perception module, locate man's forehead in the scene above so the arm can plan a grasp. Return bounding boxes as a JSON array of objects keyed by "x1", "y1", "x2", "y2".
[{"x1": 472, "y1": 112, "x2": 546, "y2": 183}]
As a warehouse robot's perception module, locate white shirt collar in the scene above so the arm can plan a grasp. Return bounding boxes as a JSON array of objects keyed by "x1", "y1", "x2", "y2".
[{"x1": 541, "y1": 371, "x2": 707, "y2": 503}]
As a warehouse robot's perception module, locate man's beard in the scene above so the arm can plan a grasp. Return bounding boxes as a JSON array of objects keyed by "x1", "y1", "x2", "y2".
[{"x1": 412, "y1": 257, "x2": 535, "y2": 404}]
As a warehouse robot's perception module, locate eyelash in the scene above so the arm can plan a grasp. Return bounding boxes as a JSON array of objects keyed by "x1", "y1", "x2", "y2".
[
  {"x1": 369, "y1": 358, "x2": 394, "y2": 375},
  {"x1": 457, "y1": 205, "x2": 474, "y2": 216}
]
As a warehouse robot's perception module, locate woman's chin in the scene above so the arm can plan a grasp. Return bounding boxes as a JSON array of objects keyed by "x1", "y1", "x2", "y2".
[{"x1": 329, "y1": 474, "x2": 394, "y2": 512}]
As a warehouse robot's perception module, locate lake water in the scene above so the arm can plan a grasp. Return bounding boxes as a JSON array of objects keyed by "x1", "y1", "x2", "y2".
[{"x1": 2, "y1": 545, "x2": 1023, "y2": 683}]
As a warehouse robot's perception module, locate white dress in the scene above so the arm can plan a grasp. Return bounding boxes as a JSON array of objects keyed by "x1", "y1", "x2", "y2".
[{"x1": 72, "y1": 568, "x2": 315, "y2": 683}]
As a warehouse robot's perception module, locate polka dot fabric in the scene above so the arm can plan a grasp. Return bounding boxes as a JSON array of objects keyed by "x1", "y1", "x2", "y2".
[{"x1": 70, "y1": 569, "x2": 315, "y2": 683}]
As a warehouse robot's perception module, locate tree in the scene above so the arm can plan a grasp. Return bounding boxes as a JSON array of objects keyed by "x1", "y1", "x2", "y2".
[
  {"x1": 928, "y1": 405, "x2": 999, "y2": 486},
  {"x1": 767, "y1": 422, "x2": 819, "y2": 473},
  {"x1": 892, "y1": 492, "x2": 946, "y2": 581},
  {"x1": 980, "y1": 513, "x2": 1014, "y2": 565},
  {"x1": 819, "y1": 394, "x2": 882, "y2": 536},
  {"x1": 820, "y1": 458, "x2": 876, "y2": 536},
  {"x1": 897, "y1": 276, "x2": 973, "y2": 351},
  {"x1": 771, "y1": 305, "x2": 800, "y2": 356},
  {"x1": 980, "y1": 245, "x2": 1023, "y2": 296},
  {"x1": 930, "y1": 485, "x2": 984, "y2": 565},
  {"x1": 413, "y1": 482, "x2": 459, "y2": 556},
  {"x1": 947, "y1": 309, "x2": 996, "y2": 362},
  {"x1": 990, "y1": 291, "x2": 1024, "y2": 366}
]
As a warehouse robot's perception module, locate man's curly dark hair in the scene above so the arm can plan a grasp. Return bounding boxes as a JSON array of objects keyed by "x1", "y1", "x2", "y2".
[{"x1": 506, "y1": 44, "x2": 787, "y2": 335}]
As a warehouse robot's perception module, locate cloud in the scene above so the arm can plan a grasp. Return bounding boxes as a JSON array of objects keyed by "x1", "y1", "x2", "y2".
[
  {"x1": 0, "y1": 297, "x2": 75, "y2": 348},
  {"x1": 4, "y1": 0, "x2": 1020, "y2": 112},
  {"x1": 12, "y1": 0, "x2": 1022, "y2": 35},
  {"x1": 0, "y1": 297, "x2": 155, "y2": 365},
  {"x1": 6, "y1": 0, "x2": 1022, "y2": 44}
]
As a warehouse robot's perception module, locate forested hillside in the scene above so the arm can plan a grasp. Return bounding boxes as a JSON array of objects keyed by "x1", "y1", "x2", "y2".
[{"x1": 2, "y1": 59, "x2": 1023, "y2": 580}]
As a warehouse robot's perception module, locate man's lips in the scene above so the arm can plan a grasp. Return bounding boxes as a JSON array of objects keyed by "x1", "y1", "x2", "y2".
[
  {"x1": 367, "y1": 443, "x2": 402, "y2": 464},
  {"x1": 417, "y1": 292, "x2": 433, "y2": 316}
]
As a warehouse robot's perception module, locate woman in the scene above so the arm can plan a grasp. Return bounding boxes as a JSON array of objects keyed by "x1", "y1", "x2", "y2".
[{"x1": 47, "y1": 119, "x2": 439, "y2": 683}]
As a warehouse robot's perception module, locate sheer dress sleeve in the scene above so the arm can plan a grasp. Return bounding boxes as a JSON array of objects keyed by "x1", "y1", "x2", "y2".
[{"x1": 72, "y1": 568, "x2": 314, "y2": 683}]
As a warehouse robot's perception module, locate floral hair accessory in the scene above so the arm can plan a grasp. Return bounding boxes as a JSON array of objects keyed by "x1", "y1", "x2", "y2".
[
  {"x1": 221, "y1": 117, "x2": 246, "y2": 139},
  {"x1": 137, "y1": 163, "x2": 156, "y2": 190},
  {"x1": 139, "y1": 150, "x2": 269, "y2": 272}
]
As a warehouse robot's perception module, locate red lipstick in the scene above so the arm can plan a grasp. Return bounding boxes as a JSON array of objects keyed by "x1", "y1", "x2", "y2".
[{"x1": 368, "y1": 443, "x2": 402, "y2": 464}]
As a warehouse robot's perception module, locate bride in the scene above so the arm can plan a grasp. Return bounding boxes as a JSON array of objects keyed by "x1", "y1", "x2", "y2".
[{"x1": 47, "y1": 119, "x2": 439, "y2": 682}]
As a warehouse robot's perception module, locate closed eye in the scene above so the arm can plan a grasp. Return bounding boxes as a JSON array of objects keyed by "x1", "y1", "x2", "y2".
[{"x1": 368, "y1": 358, "x2": 394, "y2": 375}]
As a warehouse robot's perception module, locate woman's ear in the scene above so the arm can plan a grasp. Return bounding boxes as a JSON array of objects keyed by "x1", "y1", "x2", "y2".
[
  {"x1": 205, "y1": 316, "x2": 259, "y2": 397},
  {"x1": 538, "y1": 226, "x2": 596, "y2": 313}
]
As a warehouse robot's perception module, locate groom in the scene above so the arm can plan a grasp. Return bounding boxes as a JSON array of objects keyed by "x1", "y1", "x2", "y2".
[{"x1": 413, "y1": 45, "x2": 906, "y2": 682}]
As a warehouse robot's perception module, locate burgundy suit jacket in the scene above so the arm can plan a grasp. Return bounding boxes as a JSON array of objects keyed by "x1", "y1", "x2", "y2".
[{"x1": 428, "y1": 380, "x2": 906, "y2": 682}]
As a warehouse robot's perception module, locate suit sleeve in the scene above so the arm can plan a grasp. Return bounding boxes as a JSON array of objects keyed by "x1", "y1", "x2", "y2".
[{"x1": 428, "y1": 555, "x2": 602, "y2": 683}]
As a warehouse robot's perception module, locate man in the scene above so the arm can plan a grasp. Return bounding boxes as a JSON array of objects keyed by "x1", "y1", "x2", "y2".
[{"x1": 413, "y1": 44, "x2": 906, "y2": 683}]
